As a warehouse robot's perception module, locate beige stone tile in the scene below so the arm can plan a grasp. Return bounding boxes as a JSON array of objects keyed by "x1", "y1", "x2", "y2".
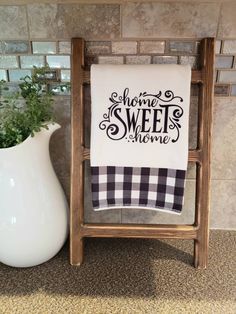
[
  {"x1": 153, "y1": 56, "x2": 178, "y2": 64},
  {"x1": 169, "y1": 41, "x2": 195, "y2": 54},
  {"x1": 56, "y1": 176, "x2": 70, "y2": 203},
  {"x1": 86, "y1": 41, "x2": 111, "y2": 55},
  {"x1": 218, "y1": 2, "x2": 236, "y2": 38},
  {"x1": 121, "y1": 180, "x2": 195, "y2": 224},
  {"x1": 231, "y1": 85, "x2": 236, "y2": 96},
  {"x1": 50, "y1": 96, "x2": 71, "y2": 180},
  {"x1": 212, "y1": 97, "x2": 236, "y2": 180},
  {"x1": 218, "y1": 70, "x2": 236, "y2": 83},
  {"x1": 27, "y1": 4, "x2": 120, "y2": 40},
  {"x1": 0, "y1": 6, "x2": 28, "y2": 39},
  {"x1": 112, "y1": 41, "x2": 137, "y2": 54},
  {"x1": 215, "y1": 56, "x2": 233, "y2": 69},
  {"x1": 122, "y1": 2, "x2": 219, "y2": 38},
  {"x1": 222, "y1": 40, "x2": 236, "y2": 54},
  {"x1": 179, "y1": 56, "x2": 199, "y2": 70},
  {"x1": 214, "y1": 84, "x2": 230, "y2": 97},
  {"x1": 189, "y1": 96, "x2": 198, "y2": 150},
  {"x1": 98, "y1": 56, "x2": 123, "y2": 64},
  {"x1": 126, "y1": 55, "x2": 151, "y2": 64},
  {"x1": 140, "y1": 41, "x2": 165, "y2": 54},
  {"x1": 59, "y1": 42, "x2": 71, "y2": 54},
  {"x1": 187, "y1": 164, "x2": 196, "y2": 180},
  {"x1": 211, "y1": 180, "x2": 236, "y2": 230},
  {"x1": 27, "y1": 4, "x2": 58, "y2": 39}
]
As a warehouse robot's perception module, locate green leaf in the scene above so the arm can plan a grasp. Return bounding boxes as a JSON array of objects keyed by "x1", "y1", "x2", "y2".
[{"x1": 0, "y1": 67, "x2": 55, "y2": 148}]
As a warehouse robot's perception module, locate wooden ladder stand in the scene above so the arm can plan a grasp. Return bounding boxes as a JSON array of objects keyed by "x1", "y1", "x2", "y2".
[{"x1": 70, "y1": 37, "x2": 215, "y2": 269}]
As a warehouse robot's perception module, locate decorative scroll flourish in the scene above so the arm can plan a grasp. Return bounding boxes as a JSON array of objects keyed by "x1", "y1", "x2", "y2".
[
  {"x1": 98, "y1": 88, "x2": 185, "y2": 144},
  {"x1": 99, "y1": 93, "x2": 127, "y2": 140},
  {"x1": 140, "y1": 90, "x2": 183, "y2": 103},
  {"x1": 160, "y1": 103, "x2": 184, "y2": 143}
]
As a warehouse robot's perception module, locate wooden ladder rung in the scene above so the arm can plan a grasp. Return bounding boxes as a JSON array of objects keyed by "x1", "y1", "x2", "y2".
[
  {"x1": 83, "y1": 148, "x2": 201, "y2": 163},
  {"x1": 80, "y1": 223, "x2": 198, "y2": 239},
  {"x1": 83, "y1": 70, "x2": 203, "y2": 85}
]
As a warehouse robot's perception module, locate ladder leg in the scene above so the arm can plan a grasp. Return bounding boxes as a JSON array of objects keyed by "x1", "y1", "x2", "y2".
[
  {"x1": 70, "y1": 38, "x2": 85, "y2": 266},
  {"x1": 194, "y1": 235, "x2": 209, "y2": 269},
  {"x1": 193, "y1": 38, "x2": 214, "y2": 269},
  {"x1": 194, "y1": 239, "x2": 199, "y2": 268},
  {"x1": 70, "y1": 195, "x2": 84, "y2": 266},
  {"x1": 193, "y1": 162, "x2": 211, "y2": 269},
  {"x1": 193, "y1": 162, "x2": 210, "y2": 269},
  {"x1": 70, "y1": 236, "x2": 84, "y2": 266}
]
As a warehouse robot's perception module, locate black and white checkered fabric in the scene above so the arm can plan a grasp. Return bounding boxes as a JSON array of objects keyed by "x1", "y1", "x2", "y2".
[{"x1": 91, "y1": 166, "x2": 186, "y2": 213}]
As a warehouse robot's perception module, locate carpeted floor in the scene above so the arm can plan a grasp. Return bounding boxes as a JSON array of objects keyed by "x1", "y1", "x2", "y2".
[{"x1": 0, "y1": 230, "x2": 235, "y2": 314}]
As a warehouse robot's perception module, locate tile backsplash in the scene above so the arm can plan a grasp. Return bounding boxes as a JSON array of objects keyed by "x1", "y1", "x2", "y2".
[
  {"x1": 0, "y1": 1, "x2": 236, "y2": 230},
  {"x1": 0, "y1": 41, "x2": 71, "y2": 89},
  {"x1": 0, "y1": 39, "x2": 236, "y2": 96}
]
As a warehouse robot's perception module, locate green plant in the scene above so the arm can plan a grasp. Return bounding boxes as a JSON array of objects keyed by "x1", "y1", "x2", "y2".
[{"x1": 0, "y1": 67, "x2": 61, "y2": 148}]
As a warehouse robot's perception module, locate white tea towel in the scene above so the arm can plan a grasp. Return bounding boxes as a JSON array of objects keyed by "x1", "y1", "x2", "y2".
[{"x1": 90, "y1": 64, "x2": 191, "y2": 214}]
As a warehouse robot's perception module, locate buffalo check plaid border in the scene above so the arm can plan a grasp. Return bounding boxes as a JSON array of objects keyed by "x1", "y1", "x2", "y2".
[{"x1": 91, "y1": 166, "x2": 186, "y2": 213}]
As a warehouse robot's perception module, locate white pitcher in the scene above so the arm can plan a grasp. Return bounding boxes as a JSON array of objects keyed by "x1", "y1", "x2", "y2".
[{"x1": 0, "y1": 123, "x2": 69, "y2": 267}]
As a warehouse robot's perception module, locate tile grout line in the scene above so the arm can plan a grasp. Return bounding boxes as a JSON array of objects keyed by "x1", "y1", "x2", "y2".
[
  {"x1": 216, "y1": 2, "x2": 223, "y2": 38},
  {"x1": 119, "y1": 3, "x2": 123, "y2": 40},
  {"x1": 24, "y1": 4, "x2": 31, "y2": 44}
]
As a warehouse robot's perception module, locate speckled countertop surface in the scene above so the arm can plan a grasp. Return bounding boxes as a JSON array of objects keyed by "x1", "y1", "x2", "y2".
[{"x1": 0, "y1": 230, "x2": 235, "y2": 314}]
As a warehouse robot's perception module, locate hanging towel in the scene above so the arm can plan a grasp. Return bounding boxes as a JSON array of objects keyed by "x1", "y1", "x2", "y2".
[{"x1": 90, "y1": 64, "x2": 191, "y2": 214}]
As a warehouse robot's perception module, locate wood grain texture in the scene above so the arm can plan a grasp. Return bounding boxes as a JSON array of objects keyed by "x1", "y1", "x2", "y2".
[
  {"x1": 70, "y1": 38, "x2": 214, "y2": 268},
  {"x1": 81, "y1": 224, "x2": 198, "y2": 239},
  {"x1": 70, "y1": 38, "x2": 85, "y2": 266},
  {"x1": 194, "y1": 38, "x2": 215, "y2": 269}
]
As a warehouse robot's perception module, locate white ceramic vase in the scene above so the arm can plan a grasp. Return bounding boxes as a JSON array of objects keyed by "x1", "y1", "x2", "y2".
[{"x1": 0, "y1": 123, "x2": 69, "y2": 267}]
